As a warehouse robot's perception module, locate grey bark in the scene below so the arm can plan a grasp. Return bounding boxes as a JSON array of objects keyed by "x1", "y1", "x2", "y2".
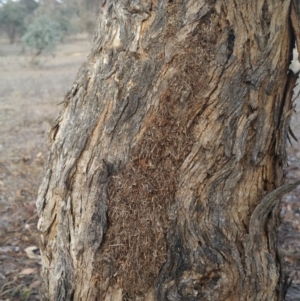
[{"x1": 37, "y1": 0, "x2": 300, "y2": 300}]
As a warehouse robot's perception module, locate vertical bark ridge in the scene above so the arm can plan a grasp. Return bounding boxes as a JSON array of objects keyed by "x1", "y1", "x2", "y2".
[{"x1": 155, "y1": 1, "x2": 295, "y2": 300}]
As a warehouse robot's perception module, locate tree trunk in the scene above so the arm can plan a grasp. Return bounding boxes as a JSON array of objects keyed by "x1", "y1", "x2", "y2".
[{"x1": 37, "y1": 1, "x2": 300, "y2": 300}]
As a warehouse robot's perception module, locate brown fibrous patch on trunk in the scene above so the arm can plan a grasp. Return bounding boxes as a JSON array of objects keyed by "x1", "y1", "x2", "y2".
[
  {"x1": 95, "y1": 9, "x2": 217, "y2": 298},
  {"x1": 96, "y1": 90, "x2": 195, "y2": 297}
]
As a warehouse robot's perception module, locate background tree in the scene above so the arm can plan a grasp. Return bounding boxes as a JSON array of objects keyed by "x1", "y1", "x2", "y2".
[
  {"x1": 22, "y1": 15, "x2": 62, "y2": 65},
  {"x1": 78, "y1": 0, "x2": 100, "y2": 35},
  {"x1": 21, "y1": 0, "x2": 39, "y2": 14},
  {"x1": 0, "y1": 0, "x2": 26, "y2": 43},
  {"x1": 62, "y1": 0, "x2": 100, "y2": 36},
  {"x1": 34, "y1": 0, "x2": 69, "y2": 36},
  {"x1": 37, "y1": 0, "x2": 300, "y2": 300},
  {"x1": 34, "y1": 0, "x2": 97, "y2": 38},
  {"x1": 0, "y1": 0, "x2": 99, "y2": 45}
]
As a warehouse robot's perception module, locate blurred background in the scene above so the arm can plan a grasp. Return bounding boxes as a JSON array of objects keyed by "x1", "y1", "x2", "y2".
[
  {"x1": 0, "y1": 1, "x2": 299, "y2": 300},
  {"x1": 0, "y1": 1, "x2": 97, "y2": 300}
]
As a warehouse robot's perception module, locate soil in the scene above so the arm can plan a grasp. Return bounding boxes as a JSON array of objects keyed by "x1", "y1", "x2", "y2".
[{"x1": 0, "y1": 36, "x2": 299, "y2": 300}]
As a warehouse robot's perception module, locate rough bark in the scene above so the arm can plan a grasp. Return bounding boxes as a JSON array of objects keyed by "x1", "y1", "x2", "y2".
[{"x1": 37, "y1": 1, "x2": 300, "y2": 300}]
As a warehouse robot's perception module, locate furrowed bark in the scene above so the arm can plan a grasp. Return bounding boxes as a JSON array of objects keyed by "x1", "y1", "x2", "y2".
[{"x1": 37, "y1": 0, "x2": 300, "y2": 300}]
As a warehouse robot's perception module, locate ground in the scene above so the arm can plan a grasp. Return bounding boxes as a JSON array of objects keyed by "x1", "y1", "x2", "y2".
[{"x1": 0, "y1": 36, "x2": 299, "y2": 301}]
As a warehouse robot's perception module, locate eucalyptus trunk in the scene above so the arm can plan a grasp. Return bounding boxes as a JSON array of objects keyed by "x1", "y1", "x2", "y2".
[{"x1": 37, "y1": 1, "x2": 300, "y2": 300}]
